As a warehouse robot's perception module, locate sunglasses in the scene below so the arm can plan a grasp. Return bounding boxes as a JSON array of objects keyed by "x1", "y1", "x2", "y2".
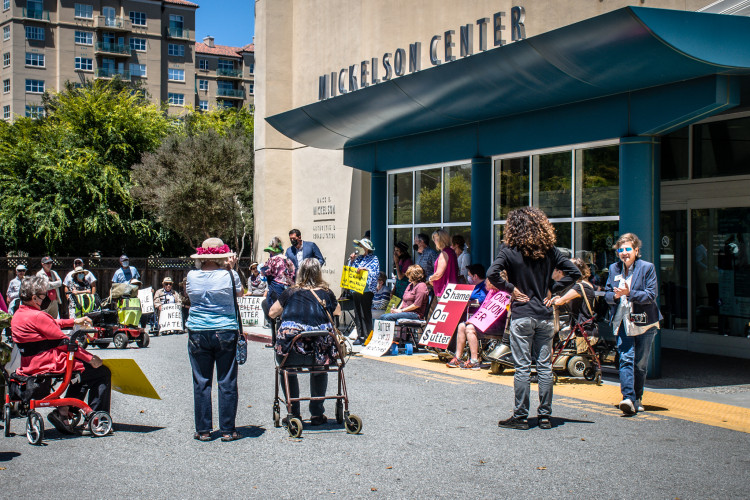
[{"x1": 617, "y1": 247, "x2": 634, "y2": 253}]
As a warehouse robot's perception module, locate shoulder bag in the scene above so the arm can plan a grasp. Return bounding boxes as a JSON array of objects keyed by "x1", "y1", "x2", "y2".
[
  {"x1": 578, "y1": 282, "x2": 599, "y2": 338},
  {"x1": 228, "y1": 270, "x2": 247, "y2": 365},
  {"x1": 309, "y1": 288, "x2": 349, "y2": 362}
]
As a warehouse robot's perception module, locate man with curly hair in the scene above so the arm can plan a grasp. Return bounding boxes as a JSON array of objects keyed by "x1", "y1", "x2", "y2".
[{"x1": 487, "y1": 207, "x2": 581, "y2": 430}]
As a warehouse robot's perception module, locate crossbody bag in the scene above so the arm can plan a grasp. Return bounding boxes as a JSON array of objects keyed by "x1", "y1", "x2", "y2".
[{"x1": 308, "y1": 288, "x2": 347, "y2": 363}]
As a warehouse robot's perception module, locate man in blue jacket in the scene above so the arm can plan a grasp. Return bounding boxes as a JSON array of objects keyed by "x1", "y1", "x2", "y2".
[{"x1": 285, "y1": 229, "x2": 325, "y2": 275}]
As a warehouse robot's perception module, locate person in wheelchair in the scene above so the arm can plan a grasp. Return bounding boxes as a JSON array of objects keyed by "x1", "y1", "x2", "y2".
[
  {"x1": 269, "y1": 258, "x2": 340, "y2": 426},
  {"x1": 446, "y1": 264, "x2": 492, "y2": 370},
  {"x1": 11, "y1": 276, "x2": 111, "y2": 434}
]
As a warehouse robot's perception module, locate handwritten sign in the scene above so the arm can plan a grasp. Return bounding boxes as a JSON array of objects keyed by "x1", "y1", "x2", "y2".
[
  {"x1": 158, "y1": 303, "x2": 183, "y2": 333},
  {"x1": 138, "y1": 287, "x2": 154, "y2": 315},
  {"x1": 361, "y1": 320, "x2": 395, "y2": 357},
  {"x1": 237, "y1": 296, "x2": 264, "y2": 329},
  {"x1": 419, "y1": 284, "x2": 474, "y2": 349},
  {"x1": 340, "y1": 265, "x2": 369, "y2": 294},
  {"x1": 385, "y1": 295, "x2": 402, "y2": 312},
  {"x1": 468, "y1": 289, "x2": 511, "y2": 332}
]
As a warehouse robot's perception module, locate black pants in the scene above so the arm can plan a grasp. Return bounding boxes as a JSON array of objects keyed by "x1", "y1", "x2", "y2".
[
  {"x1": 65, "y1": 364, "x2": 112, "y2": 413},
  {"x1": 352, "y1": 291, "x2": 374, "y2": 340},
  {"x1": 281, "y1": 370, "x2": 328, "y2": 417},
  {"x1": 263, "y1": 281, "x2": 285, "y2": 343}
]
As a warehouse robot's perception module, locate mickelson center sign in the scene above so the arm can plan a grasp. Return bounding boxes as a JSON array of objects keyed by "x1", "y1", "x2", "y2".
[{"x1": 318, "y1": 6, "x2": 527, "y2": 101}]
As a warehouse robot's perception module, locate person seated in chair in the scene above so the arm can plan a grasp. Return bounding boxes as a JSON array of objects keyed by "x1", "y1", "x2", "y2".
[
  {"x1": 11, "y1": 276, "x2": 111, "y2": 435},
  {"x1": 378, "y1": 265, "x2": 430, "y2": 347}
]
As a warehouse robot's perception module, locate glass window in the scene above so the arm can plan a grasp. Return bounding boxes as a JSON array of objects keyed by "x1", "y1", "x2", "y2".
[
  {"x1": 443, "y1": 164, "x2": 471, "y2": 223},
  {"x1": 249, "y1": 63, "x2": 254, "y2": 74},
  {"x1": 2, "y1": 52, "x2": 8, "y2": 67},
  {"x1": 74, "y1": 31, "x2": 92, "y2": 45},
  {"x1": 168, "y1": 43, "x2": 184, "y2": 57},
  {"x1": 494, "y1": 156, "x2": 529, "y2": 220},
  {"x1": 168, "y1": 68, "x2": 185, "y2": 81},
  {"x1": 25, "y1": 26, "x2": 44, "y2": 41},
  {"x1": 130, "y1": 63, "x2": 146, "y2": 77},
  {"x1": 534, "y1": 151, "x2": 571, "y2": 218},
  {"x1": 25, "y1": 79, "x2": 44, "y2": 93},
  {"x1": 692, "y1": 207, "x2": 750, "y2": 336},
  {"x1": 74, "y1": 3, "x2": 93, "y2": 18},
  {"x1": 25, "y1": 105, "x2": 43, "y2": 118},
  {"x1": 2, "y1": 105, "x2": 9, "y2": 119},
  {"x1": 74, "y1": 57, "x2": 92, "y2": 71},
  {"x1": 660, "y1": 211, "x2": 688, "y2": 330},
  {"x1": 199, "y1": 100, "x2": 208, "y2": 111},
  {"x1": 693, "y1": 116, "x2": 750, "y2": 179},
  {"x1": 25, "y1": 52, "x2": 44, "y2": 67},
  {"x1": 575, "y1": 145, "x2": 619, "y2": 217},
  {"x1": 389, "y1": 172, "x2": 413, "y2": 225},
  {"x1": 2, "y1": 79, "x2": 9, "y2": 93},
  {"x1": 168, "y1": 93, "x2": 184, "y2": 106},
  {"x1": 3, "y1": 0, "x2": 8, "y2": 11},
  {"x1": 198, "y1": 59, "x2": 208, "y2": 70},
  {"x1": 248, "y1": 83, "x2": 254, "y2": 94},
  {"x1": 3, "y1": 26, "x2": 9, "y2": 41},
  {"x1": 129, "y1": 11, "x2": 146, "y2": 26},
  {"x1": 660, "y1": 127, "x2": 689, "y2": 181},
  {"x1": 552, "y1": 222, "x2": 572, "y2": 254},
  {"x1": 198, "y1": 79, "x2": 208, "y2": 91},
  {"x1": 218, "y1": 59, "x2": 234, "y2": 71},
  {"x1": 415, "y1": 168, "x2": 441, "y2": 224},
  {"x1": 217, "y1": 80, "x2": 234, "y2": 91},
  {"x1": 573, "y1": 220, "x2": 619, "y2": 287},
  {"x1": 130, "y1": 38, "x2": 146, "y2": 52}
]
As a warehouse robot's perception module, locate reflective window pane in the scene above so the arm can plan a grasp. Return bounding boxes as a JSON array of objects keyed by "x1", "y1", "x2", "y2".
[
  {"x1": 660, "y1": 211, "x2": 687, "y2": 330},
  {"x1": 494, "y1": 157, "x2": 529, "y2": 220},
  {"x1": 389, "y1": 172, "x2": 413, "y2": 225},
  {"x1": 389, "y1": 227, "x2": 413, "y2": 278},
  {"x1": 576, "y1": 145, "x2": 619, "y2": 217},
  {"x1": 574, "y1": 221, "x2": 619, "y2": 288},
  {"x1": 415, "y1": 168, "x2": 441, "y2": 224},
  {"x1": 443, "y1": 164, "x2": 471, "y2": 223},
  {"x1": 694, "y1": 116, "x2": 750, "y2": 179},
  {"x1": 661, "y1": 127, "x2": 689, "y2": 181},
  {"x1": 552, "y1": 222, "x2": 572, "y2": 255},
  {"x1": 493, "y1": 224, "x2": 504, "y2": 257},
  {"x1": 534, "y1": 152, "x2": 571, "y2": 218}
]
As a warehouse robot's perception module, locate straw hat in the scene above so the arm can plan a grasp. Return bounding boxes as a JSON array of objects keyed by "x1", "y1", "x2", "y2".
[
  {"x1": 353, "y1": 238, "x2": 375, "y2": 251},
  {"x1": 190, "y1": 237, "x2": 235, "y2": 260}
]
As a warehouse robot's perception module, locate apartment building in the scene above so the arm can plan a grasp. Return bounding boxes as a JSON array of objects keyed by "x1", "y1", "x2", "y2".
[
  {"x1": 0, "y1": 0, "x2": 254, "y2": 119},
  {"x1": 195, "y1": 36, "x2": 254, "y2": 112}
]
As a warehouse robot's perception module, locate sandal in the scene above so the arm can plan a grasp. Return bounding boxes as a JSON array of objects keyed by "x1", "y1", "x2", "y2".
[
  {"x1": 193, "y1": 432, "x2": 211, "y2": 442},
  {"x1": 221, "y1": 431, "x2": 241, "y2": 442},
  {"x1": 48, "y1": 409, "x2": 75, "y2": 435}
]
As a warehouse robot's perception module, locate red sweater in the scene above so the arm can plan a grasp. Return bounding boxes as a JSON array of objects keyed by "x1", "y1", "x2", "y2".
[{"x1": 10, "y1": 304, "x2": 93, "y2": 376}]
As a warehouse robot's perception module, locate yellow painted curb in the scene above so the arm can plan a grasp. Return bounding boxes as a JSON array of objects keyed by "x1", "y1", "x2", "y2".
[{"x1": 363, "y1": 353, "x2": 750, "y2": 434}]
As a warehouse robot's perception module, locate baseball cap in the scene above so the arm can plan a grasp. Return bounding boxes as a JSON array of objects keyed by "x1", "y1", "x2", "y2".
[
  {"x1": 163, "y1": 277, "x2": 173, "y2": 284},
  {"x1": 16, "y1": 264, "x2": 27, "y2": 271},
  {"x1": 41, "y1": 256, "x2": 53, "y2": 264},
  {"x1": 120, "y1": 254, "x2": 129, "y2": 262},
  {"x1": 74, "y1": 258, "x2": 83, "y2": 266}
]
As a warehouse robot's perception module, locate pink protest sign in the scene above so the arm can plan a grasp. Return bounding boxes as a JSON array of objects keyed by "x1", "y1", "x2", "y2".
[{"x1": 468, "y1": 289, "x2": 511, "y2": 332}]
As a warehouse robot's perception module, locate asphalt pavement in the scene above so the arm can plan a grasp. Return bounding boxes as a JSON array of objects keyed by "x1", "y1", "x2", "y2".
[{"x1": 1, "y1": 333, "x2": 749, "y2": 499}]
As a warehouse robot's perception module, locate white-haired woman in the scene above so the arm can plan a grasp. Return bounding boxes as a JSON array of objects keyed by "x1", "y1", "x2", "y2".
[{"x1": 186, "y1": 238, "x2": 244, "y2": 442}]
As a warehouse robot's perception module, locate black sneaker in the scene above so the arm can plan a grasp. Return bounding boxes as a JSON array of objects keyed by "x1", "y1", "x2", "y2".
[
  {"x1": 498, "y1": 416, "x2": 529, "y2": 430},
  {"x1": 538, "y1": 416, "x2": 552, "y2": 429}
]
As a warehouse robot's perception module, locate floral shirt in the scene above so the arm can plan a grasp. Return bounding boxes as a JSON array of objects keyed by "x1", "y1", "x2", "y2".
[
  {"x1": 350, "y1": 254, "x2": 380, "y2": 293},
  {"x1": 264, "y1": 255, "x2": 295, "y2": 286}
]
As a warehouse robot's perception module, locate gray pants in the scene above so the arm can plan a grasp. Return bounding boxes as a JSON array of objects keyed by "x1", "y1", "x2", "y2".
[{"x1": 509, "y1": 317, "x2": 555, "y2": 419}]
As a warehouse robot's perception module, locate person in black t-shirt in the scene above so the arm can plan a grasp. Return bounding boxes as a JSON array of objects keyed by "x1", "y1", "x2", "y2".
[{"x1": 545, "y1": 258, "x2": 597, "y2": 334}]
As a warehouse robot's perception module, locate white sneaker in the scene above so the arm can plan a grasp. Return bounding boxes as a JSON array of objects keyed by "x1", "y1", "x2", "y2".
[
  {"x1": 635, "y1": 399, "x2": 644, "y2": 412},
  {"x1": 619, "y1": 399, "x2": 636, "y2": 415}
]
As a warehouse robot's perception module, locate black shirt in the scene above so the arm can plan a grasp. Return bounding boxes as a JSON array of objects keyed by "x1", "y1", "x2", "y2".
[
  {"x1": 278, "y1": 287, "x2": 337, "y2": 326},
  {"x1": 487, "y1": 246, "x2": 581, "y2": 320},
  {"x1": 567, "y1": 281, "x2": 597, "y2": 328}
]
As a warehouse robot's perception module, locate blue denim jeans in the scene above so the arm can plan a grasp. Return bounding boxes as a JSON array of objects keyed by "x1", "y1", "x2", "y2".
[
  {"x1": 187, "y1": 329, "x2": 239, "y2": 434},
  {"x1": 616, "y1": 324, "x2": 657, "y2": 403},
  {"x1": 509, "y1": 317, "x2": 555, "y2": 418},
  {"x1": 378, "y1": 312, "x2": 419, "y2": 322}
]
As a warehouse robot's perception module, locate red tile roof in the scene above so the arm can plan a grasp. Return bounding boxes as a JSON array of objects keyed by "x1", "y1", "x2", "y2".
[
  {"x1": 196, "y1": 42, "x2": 251, "y2": 58},
  {"x1": 240, "y1": 43, "x2": 254, "y2": 53},
  {"x1": 164, "y1": 0, "x2": 199, "y2": 7}
]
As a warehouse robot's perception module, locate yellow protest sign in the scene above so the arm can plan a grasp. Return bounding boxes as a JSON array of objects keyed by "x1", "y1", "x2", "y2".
[
  {"x1": 102, "y1": 358, "x2": 161, "y2": 400},
  {"x1": 385, "y1": 295, "x2": 402, "y2": 312},
  {"x1": 340, "y1": 265, "x2": 368, "y2": 294}
]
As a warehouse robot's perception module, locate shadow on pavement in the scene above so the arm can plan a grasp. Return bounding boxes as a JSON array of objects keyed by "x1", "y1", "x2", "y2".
[
  {"x1": 236, "y1": 425, "x2": 265, "y2": 438},
  {"x1": 544, "y1": 416, "x2": 595, "y2": 428},
  {"x1": 0, "y1": 451, "x2": 21, "y2": 461},
  {"x1": 113, "y1": 423, "x2": 165, "y2": 433}
]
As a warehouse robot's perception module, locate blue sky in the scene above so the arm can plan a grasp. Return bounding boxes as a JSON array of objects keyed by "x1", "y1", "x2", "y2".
[{"x1": 194, "y1": 1, "x2": 255, "y2": 47}]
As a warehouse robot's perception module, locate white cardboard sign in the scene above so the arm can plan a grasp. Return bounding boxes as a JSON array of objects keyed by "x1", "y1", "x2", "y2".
[
  {"x1": 138, "y1": 287, "x2": 154, "y2": 315},
  {"x1": 158, "y1": 303, "x2": 183, "y2": 333},
  {"x1": 361, "y1": 319, "x2": 396, "y2": 358},
  {"x1": 237, "y1": 296, "x2": 265, "y2": 330}
]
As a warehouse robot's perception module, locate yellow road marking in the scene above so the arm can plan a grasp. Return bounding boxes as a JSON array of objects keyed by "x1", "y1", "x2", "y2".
[
  {"x1": 363, "y1": 353, "x2": 750, "y2": 433},
  {"x1": 396, "y1": 369, "x2": 480, "y2": 385}
]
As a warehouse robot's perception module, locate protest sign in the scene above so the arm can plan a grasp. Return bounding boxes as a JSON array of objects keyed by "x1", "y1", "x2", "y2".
[
  {"x1": 361, "y1": 319, "x2": 396, "y2": 357},
  {"x1": 237, "y1": 296, "x2": 264, "y2": 329},
  {"x1": 158, "y1": 303, "x2": 183, "y2": 333},
  {"x1": 102, "y1": 358, "x2": 160, "y2": 400},
  {"x1": 138, "y1": 287, "x2": 154, "y2": 314},
  {"x1": 419, "y1": 284, "x2": 474, "y2": 348},
  {"x1": 468, "y1": 289, "x2": 511, "y2": 332},
  {"x1": 384, "y1": 295, "x2": 402, "y2": 312},
  {"x1": 340, "y1": 265, "x2": 368, "y2": 294}
]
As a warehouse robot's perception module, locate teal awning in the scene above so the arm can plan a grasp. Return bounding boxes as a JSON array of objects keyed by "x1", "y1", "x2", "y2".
[{"x1": 266, "y1": 7, "x2": 750, "y2": 150}]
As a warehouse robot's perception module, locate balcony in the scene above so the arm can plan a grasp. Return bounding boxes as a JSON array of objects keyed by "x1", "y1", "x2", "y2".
[
  {"x1": 95, "y1": 42, "x2": 132, "y2": 56},
  {"x1": 166, "y1": 27, "x2": 190, "y2": 40},
  {"x1": 217, "y1": 88, "x2": 245, "y2": 99},
  {"x1": 96, "y1": 16, "x2": 132, "y2": 31},
  {"x1": 216, "y1": 68, "x2": 242, "y2": 79},
  {"x1": 23, "y1": 8, "x2": 50, "y2": 22},
  {"x1": 95, "y1": 68, "x2": 130, "y2": 80}
]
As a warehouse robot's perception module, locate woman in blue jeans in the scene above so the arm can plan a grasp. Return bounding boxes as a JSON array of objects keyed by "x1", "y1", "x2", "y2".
[
  {"x1": 604, "y1": 233, "x2": 662, "y2": 416},
  {"x1": 186, "y1": 238, "x2": 245, "y2": 442}
]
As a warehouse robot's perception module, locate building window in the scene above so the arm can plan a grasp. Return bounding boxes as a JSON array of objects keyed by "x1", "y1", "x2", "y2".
[
  {"x1": 168, "y1": 68, "x2": 185, "y2": 82},
  {"x1": 168, "y1": 43, "x2": 184, "y2": 57},
  {"x1": 199, "y1": 100, "x2": 208, "y2": 111},
  {"x1": 130, "y1": 38, "x2": 146, "y2": 52},
  {"x1": 249, "y1": 63, "x2": 254, "y2": 74},
  {"x1": 74, "y1": 31, "x2": 93, "y2": 45},
  {"x1": 3, "y1": 79, "x2": 9, "y2": 93},
  {"x1": 129, "y1": 63, "x2": 146, "y2": 77},
  {"x1": 167, "y1": 93, "x2": 184, "y2": 106},
  {"x1": 3, "y1": 0, "x2": 8, "y2": 11},
  {"x1": 25, "y1": 104, "x2": 44, "y2": 119},
  {"x1": 198, "y1": 79, "x2": 208, "y2": 91},
  {"x1": 25, "y1": 52, "x2": 45, "y2": 67},
  {"x1": 248, "y1": 83, "x2": 254, "y2": 94},
  {"x1": 74, "y1": 3, "x2": 93, "y2": 19},
  {"x1": 3, "y1": 26, "x2": 9, "y2": 41},
  {"x1": 2, "y1": 105, "x2": 9, "y2": 119},
  {"x1": 2, "y1": 52, "x2": 9, "y2": 67},
  {"x1": 129, "y1": 11, "x2": 146, "y2": 26},
  {"x1": 217, "y1": 59, "x2": 234, "y2": 71},
  {"x1": 25, "y1": 79, "x2": 44, "y2": 93},
  {"x1": 198, "y1": 59, "x2": 208, "y2": 71},
  {"x1": 74, "y1": 57, "x2": 93, "y2": 71},
  {"x1": 25, "y1": 26, "x2": 45, "y2": 41}
]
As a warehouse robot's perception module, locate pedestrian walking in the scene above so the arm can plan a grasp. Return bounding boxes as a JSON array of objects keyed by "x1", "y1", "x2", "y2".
[
  {"x1": 185, "y1": 238, "x2": 244, "y2": 442},
  {"x1": 36, "y1": 256, "x2": 63, "y2": 318},
  {"x1": 487, "y1": 207, "x2": 581, "y2": 430},
  {"x1": 285, "y1": 229, "x2": 325, "y2": 274},
  {"x1": 604, "y1": 233, "x2": 662, "y2": 415},
  {"x1": 112, "y1": 255, "x2": 140, "y2": 284},
  {"x1": 348, "y1": 238, "x2": 380, "y2": 345}
]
